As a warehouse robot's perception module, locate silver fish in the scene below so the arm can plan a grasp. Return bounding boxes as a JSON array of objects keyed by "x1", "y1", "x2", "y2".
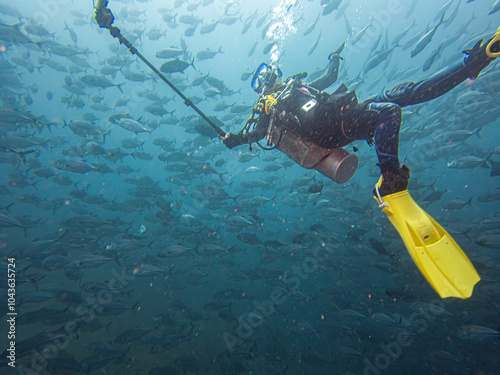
[
  {"x1": 118, "y1": 118, "x2": 153, "y2": 134},
  {"x1": 80, "y1": 74, "x2": 124, "y2": 93},
  {"x1": 52, "y1": 159, "x2": 101, "y2": 174},
  {"x1": 447, "y1": 155, "x2": 489, "y2": 169},
  {"x1": 489, "y1": 0, "x2": 500, "y2": 14},
  {"x1": 434, "y1": 0, "x2": 454, "y2": 21},
  {"x1": 478, "y1": 188, "x2": 500, "y2": 202},
  {"x1": 196, "y1": 46, "x2": 223, "y2": 61},
  {"x1": 456, "y1": 325, "x2": 500, "y2": 340},
  {"x1": 411, "y1": 14, "x2": 446, "y2": 57},
  {"x1": 308, "y1": 32, "x2": 322, "y2": 56},
  {"x1": 350, "y1": 23, "x2": 373, "y2": 45},
  {"x1": 304, "y1": 14, "x2": 320, "y2": 36},
  {"x1": 160, "y1": 58, "x2": 194, "y2": 73},
  {"x1": 155, "y1": 48, "x2": 185, "y2": 59},
  {"x1": 423, "y1": 43, "x2": 445, "y2": 71},
  {"x1": 322, "y1": 0, "x2": 342, "y2": 16}
]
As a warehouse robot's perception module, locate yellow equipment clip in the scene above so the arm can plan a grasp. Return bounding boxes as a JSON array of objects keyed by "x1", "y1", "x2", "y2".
[{"x1": 264, "y1": 93, "x2": 279, "y2": 115}]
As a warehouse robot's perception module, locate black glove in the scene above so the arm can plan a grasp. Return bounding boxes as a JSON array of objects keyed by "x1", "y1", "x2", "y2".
[
  {"x1": 463, "y1": 39, "x2": 496, "y2": 79},
  {"x1": 221, "y1": 133, "x2": 242, "y2": 149},
  {"x1": 329, "y1": 42, "x2": 345, "y2": 60},
  {"x1": 291, "y1": 72, "x2": 308, "y2": 81}
]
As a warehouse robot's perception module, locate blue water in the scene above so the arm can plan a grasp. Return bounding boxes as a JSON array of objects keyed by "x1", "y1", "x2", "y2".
[{"x1": 0, "y1": 0, "x2": 499, "y2": 374}]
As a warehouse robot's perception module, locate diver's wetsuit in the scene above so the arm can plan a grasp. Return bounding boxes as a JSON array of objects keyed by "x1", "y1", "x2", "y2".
[
  {"x1": 362, "y1": 45, "x2": 496, "y2": 167},
  {"x1": 227, "y1": 40, "x2": 496, "y2": 170},
  {"x1": 228, "y1": 51, "x2": 344, "y2": 146}
]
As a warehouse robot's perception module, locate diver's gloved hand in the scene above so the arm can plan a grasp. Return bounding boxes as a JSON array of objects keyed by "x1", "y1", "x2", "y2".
[
  {"x1": 463, "y1": 29, "x2": 499, "y2": 78},
  {"x1": 220, "y1": 133, "x2": 241, "y2": 149},
  {"x1": 290, "y1": 72, "x2": 308, "y2": 81},
  {"x1": 329, "y1": 42, "x2": 345, "y2": 60}
]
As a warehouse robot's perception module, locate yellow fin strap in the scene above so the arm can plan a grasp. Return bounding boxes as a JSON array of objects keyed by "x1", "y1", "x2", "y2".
[{"x1": 374, "y1": 176, "x2": 389, "y2": 210}]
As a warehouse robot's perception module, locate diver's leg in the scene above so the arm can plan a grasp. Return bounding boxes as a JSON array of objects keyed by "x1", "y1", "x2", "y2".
[
  {"x1": 371, "y1": 37, "x2": 498, "y2": 107},
  {"x1": 366, "y1": 102, "x2": 402, "y2": 167},
  {"x1": 365, "y1": 102, "x2": 410, "y2": 196}
]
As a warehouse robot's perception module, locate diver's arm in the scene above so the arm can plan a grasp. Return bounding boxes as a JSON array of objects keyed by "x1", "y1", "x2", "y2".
[
  {"x1": 309, "y1": 42, "x2": 345, "y2": 91},
  {"x1": 366, "y1": 36, "x2": 498, "y2": 107},
  {"x1": 221, "y1": 116, "x2": 268, "y2": 149}
]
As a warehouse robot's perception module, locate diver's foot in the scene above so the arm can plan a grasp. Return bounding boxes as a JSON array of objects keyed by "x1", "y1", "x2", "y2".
[{"x1": 374, "y1": 162, "x2": 410, "y2": 197}]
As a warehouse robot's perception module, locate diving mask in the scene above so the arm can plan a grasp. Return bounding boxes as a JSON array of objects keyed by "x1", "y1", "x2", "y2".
[{"x1": 251, "y1": 63, "x2": 283, "y2": 93}]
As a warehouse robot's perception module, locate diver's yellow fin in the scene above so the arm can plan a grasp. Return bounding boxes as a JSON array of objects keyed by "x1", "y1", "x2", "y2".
[{"x1": 374, "y1": 177, "x2": 480, "y2": 299}]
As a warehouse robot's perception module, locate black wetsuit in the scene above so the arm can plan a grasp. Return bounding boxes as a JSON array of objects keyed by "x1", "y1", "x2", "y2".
[{"x1": 227, "y1": 42, "x2": 495, "y2": 169}]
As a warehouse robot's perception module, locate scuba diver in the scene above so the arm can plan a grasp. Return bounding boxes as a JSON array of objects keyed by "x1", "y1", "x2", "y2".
[
  {"x1": 221, "y1": 29, "x2": 500, "y2": 299},
  {"x1": 221, "y1": 34, "x2": 499, "y2": 194},
  {"x1": 92, "y1": 0, "x2": 494, "y2": 298}
]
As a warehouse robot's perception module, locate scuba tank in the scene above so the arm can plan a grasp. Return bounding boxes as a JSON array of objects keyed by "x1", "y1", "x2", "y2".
[
  {"x1": 246, "y1": 74, "x2": 358, "y2": 184},
  {"x1": 271, "y1": 122, "x2": 358, "y2": 184},
  {"x1": 262, "y1": 78, "x2": 358, "y2": 184}
]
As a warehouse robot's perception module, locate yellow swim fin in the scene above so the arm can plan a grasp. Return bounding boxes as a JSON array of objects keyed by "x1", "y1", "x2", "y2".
[{"x1": 374, "y1": 177, "x2": 480, "y2": 299}]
